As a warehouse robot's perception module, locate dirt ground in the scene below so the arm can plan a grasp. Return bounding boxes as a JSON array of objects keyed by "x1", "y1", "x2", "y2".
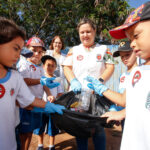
[{"x1": 29, "y1": 125, "x2": 122, "y2": 150}]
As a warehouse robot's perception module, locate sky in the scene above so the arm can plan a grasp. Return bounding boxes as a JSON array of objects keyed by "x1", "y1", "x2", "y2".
[{"x1": 128, "y1": 0, "x2": 150, "y2": 8}]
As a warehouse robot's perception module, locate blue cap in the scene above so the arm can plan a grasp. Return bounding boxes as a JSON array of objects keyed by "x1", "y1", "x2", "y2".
[{"x1": 21, "y1": 47, "x2": 33, "y2": 58}]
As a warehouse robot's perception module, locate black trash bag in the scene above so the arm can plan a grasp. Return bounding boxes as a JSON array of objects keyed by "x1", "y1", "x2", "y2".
[{"x1": 52, "y1": 91, "x2": 115, "y2": 138}]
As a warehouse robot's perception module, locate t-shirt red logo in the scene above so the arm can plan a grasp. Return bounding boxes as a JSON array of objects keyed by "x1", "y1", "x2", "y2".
[
  {"x1": 30, "y1": 65, "x2": 36, "y2": 71},
  {"x1": 10, "y1": 88, "x2": 15, "y2": 96},
  {"x1": 77, "y1": 55, "x2": 83, "y2": 61},
  {"x1": 120, "y1": 76, "x2": 125, "y2": 83},
  {"x1": 96, "y1": 54, "x2": 102, "y2": 61},
  {"x1": 132, "y1": 70, "x2": 141, "y2": 87},
  {"x1": 0, "y1": 84, "x2": 5, "y2": 98}
]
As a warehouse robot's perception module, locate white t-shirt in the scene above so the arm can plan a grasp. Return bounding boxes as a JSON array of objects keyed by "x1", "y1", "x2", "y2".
[
  {"x1": 63, "y1": 43, "x2": 114, "y2": 89},
  {"x1": 0, "y1": 70, "x2": 35, "y2": 150},
  {"x1": 18, "y1": 60, "x2": 45, "y2": 99},
  {"x1": 43, "y1": 84, "x2": 63, "y2": 101},
  {"x1": 46, "y1": 50, "x2": 66, "y2": 91},
  {"x1": 118, "y1": 72, "x2": 130, "y2": 94},
  {"x1": 121, "y1": 65, "x2": 150, "y2": 150}
]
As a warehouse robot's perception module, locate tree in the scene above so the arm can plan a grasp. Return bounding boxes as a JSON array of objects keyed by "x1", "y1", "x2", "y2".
[{"x1": 0, "y1": 0, "x2": 133, "y2": 46}]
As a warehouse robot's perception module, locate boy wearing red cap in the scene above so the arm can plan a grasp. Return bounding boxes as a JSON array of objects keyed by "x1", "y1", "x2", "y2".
[
  {"x1": 86, "y1": 2, "x2": 150, "y2": 150},
  {"x1": 18, "y1": 36, "x2": 59, "y2": 150}
]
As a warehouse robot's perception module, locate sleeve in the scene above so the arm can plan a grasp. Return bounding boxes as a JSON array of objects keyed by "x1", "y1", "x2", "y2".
[
  {"x1": 57, "y1": 84, "x2": 64, "y2": 94},
  {"x1": 18, "y1": 62, "x2": 31, "y2": 78},
  {"x1": 16, "y1": 74, "x2": 35, "y2": 108},
  {"x1": 103, "y1": 47, "x2": 115, "y2": 64},
  {"x1": 62, "y1": 48, "x2": 73, "y2": 66}
]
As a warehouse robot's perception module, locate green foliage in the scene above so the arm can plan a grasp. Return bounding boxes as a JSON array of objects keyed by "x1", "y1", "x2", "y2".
[{"x1": 0, "y1": 0, "x2": 133, "y2": 47}]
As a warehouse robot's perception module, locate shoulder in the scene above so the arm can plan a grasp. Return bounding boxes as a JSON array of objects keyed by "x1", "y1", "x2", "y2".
[
  {"x1": 45, "y1": 49, "x2": 53, "y2": 56},
  {"x1": 11, "y1": 70, "x2": 24, "y2": 80},
  {"x1": 95, "y1": 43, "x2": 107, "y2": 49}
]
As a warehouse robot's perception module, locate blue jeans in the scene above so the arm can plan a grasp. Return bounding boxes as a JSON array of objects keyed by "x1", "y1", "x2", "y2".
[{"x1": 76, "y1": 128, "x2": 106, "y2": 150}]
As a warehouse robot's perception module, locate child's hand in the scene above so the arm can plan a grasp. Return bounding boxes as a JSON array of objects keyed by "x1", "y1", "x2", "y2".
[
  {"x1": 101, "y1": 111, "x2": 125, "y2": 124},
  {"x1": 47, "y1": 95, "x2": 55, "y2": 103}
]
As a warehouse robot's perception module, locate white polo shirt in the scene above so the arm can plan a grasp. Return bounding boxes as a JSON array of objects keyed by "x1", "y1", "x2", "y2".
[
  {"x1": 18, "y1": 60, "x2": 44, "y2": 99},
  {"x1": 121, "y1": 65, "x2": 150, "y2": 150},
  {"x1": 0, "y1": 70, "x2": 35, "y2": 150},
  {"x1": 63, "y1": 43, "x2": 114, "y2": 87}
]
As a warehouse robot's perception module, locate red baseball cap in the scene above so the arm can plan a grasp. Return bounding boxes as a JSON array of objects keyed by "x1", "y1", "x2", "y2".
[
  {"x1": 26, "y1": 36, "x2": 46, "y2": 51},
  {"x1": 109, "y1": 1, "x2": 150, "y2": 39}
]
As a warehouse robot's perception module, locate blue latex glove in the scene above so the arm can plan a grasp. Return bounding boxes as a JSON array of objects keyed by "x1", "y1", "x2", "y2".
[
  {"x1": 85, "y1": 76, "x2": 108, "y2": 96},
  {"x1": 70, "y1": 78, "x2": 82, "y2": 94},
  {"x1": 32, "y1": 102, "x2": 65, "y2": 115},
  {"x1": 40, "y1": 76, "x2": 60, "y2": 89},
  {"x1": 109, "y1": 104, "x2": 118, "y2": 111}
]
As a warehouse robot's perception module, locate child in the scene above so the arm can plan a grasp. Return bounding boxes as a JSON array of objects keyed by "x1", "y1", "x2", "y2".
[
  {"x1": 86, "y1": 2, "x2": 150, "y2": 150},
  {"x1": 109, "y1": 41, "x2": 137, "y2": 130},
  {"x1": 17, "y1": 36, "x2": 63, "y2": 150},
  {"x1": 0, "y1": 17, "x2": 65, "y2": 150},
  {"x1": 34, "y1": 55, "x2": 64, "y2": 150}
]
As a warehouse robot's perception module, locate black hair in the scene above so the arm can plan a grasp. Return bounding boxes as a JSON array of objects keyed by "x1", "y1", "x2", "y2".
[
  {"x1": 0, "y1": 17, "x2": 26, "y2": 44},
  {"x1": 41, "y1": 55, "x2": 57, "y2": 66}
]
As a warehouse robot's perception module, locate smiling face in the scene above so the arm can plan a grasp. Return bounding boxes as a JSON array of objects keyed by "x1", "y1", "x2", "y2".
[
  {"x1": 53, "y1": 37, "x2": 62, "y2": 52},
  {"x1": 79, "y1": 23, "x2": 96, "y2": 47},
  {"x1": 125, "y1": 20, "x2": 150, "y2": 63},
  {"x1": 120, "y1": 51, "x2": 136, "y2": 68},
  {"x1": 43, "y1": 59, "x2": 56, "y2": 76},
  {"x1": 0, "y1": 36, "x2": 24, "y2": 68}
]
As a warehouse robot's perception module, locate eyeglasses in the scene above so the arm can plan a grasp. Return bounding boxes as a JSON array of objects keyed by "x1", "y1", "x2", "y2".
[{"x1": 54, "y1": 42, "x2": 62, "y2": 45}]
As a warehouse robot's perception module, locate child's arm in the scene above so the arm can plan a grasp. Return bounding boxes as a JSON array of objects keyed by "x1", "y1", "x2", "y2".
[
  {"x1": 101, "y1": 109, "x2": 126, "y2": 123},
  {"x1": 29, "y1": 97, "x2": 65, "y2": 115},
  {"x1": 86, "y1": 76, "x2": 126, "y2": 107},
  {"x1": 24, "y1": 78, "x2": 40, "y2": 86},
  {"x1": 43, "y1": 85, "x2": 55, "y2": 103},
  {"x1": 103, "y1": 90, "x2": 126, "y2": 107}
]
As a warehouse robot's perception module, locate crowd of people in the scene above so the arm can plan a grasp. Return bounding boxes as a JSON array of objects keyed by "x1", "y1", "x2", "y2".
[{"x1": 0, "y1": 1, "x2": 150, "y2": 150}]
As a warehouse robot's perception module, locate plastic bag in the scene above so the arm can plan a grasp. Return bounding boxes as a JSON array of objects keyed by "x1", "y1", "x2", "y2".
[{"x1": 52, "y1": 91, "x2": 115, "y2": 138}]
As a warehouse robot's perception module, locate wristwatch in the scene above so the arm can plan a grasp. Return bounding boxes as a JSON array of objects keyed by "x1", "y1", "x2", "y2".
[{"x1": 99, "y1": 78, "x2": 104, "y2": 83}]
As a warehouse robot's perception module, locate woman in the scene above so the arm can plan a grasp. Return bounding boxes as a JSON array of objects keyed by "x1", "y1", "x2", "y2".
[
  {"x1": 46, "y1": 36, "x2": 67, "y2": 91},
  {"x1": 63, "y1": 18, "x2": 115, "y2": 150}
]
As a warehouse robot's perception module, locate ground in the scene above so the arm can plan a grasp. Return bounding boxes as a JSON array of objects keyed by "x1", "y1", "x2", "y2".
[{"x1": 29, "y1": 125, "x2": 122, "y2": 150}]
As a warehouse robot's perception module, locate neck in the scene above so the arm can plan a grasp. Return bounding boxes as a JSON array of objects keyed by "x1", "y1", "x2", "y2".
[
  {"x1": 127, "y1": 62, "x2": 137, "y2": 73},
  {"x1": 144, "y1": 58, "x2": 150, "y2": 65},
  {"x1": 54, "y1": 49, "x2": 61, "y2": 54},
  {"x1": 27, "y1": 58, "x2": 38, "y2": 65},
  {"x1": 0, "y1": 64, "x2": 8, "y2": 78},
  {"x1": 83, "y1": 42, "x2": 95, "y2": 49},
  {"x1": 45, "y1": 72, "x2": 53, "y2": 78}
]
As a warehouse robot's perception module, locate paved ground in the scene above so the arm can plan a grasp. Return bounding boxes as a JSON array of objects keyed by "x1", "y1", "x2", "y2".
[{"x1": 29, "y1": 126, "x2": 122, "y2": 150}]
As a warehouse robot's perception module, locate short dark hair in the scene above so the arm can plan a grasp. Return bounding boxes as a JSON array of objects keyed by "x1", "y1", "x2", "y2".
[
  {"x1": 49, "y1": 35, "x2": 64, "y2": 50},
  {"x1": 41, "y1": 55, "x2": 57, "y2": 66},
  {"x1": 0, "y1": 17, "x2": 26, "y2": 44},
  {"x1": 77, "y1": 18, "x2": 96, "y2": 31}
]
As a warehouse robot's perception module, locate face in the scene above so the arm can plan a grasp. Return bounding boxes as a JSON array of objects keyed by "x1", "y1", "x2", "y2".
[
  {"x1": 53, "y1": 37, "x2": 62, "y2": 52},
  {"x1": 79, "y1": 23, "x2": 96, "y2": 47},
  {"x1": 0, "y1": 36, "x2": 24, "y2": 68},
  {"x1": 119, "y1": 51, "x2": 136, "y2": 68},
  {"x1": 125, "y1": 21, "x2": 150, "y2": 61},
  {"x1": 28, "y1": 46, "x2": 43, "y2": 64},
  {"x1": 43, "y1": 59, "x2": 56, "y2": 75}
]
